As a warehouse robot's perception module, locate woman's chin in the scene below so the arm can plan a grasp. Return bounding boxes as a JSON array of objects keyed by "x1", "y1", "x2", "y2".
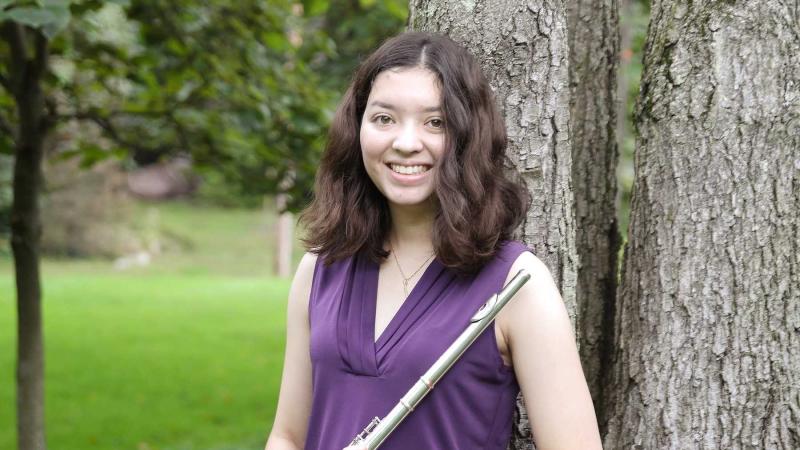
[{"x1": 385, "y1": 195, "x2": 436, "y2": 211}]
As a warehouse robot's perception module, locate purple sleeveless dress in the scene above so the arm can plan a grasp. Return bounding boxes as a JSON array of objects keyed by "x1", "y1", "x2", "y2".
[{"x1": 305, "y1": 241, "x2": 530, "y2": 450}]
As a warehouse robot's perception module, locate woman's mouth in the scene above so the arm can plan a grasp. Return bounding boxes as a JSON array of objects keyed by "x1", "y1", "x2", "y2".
[{"x1": 388, "y1": 163, "x2": 431, "y2": 175}]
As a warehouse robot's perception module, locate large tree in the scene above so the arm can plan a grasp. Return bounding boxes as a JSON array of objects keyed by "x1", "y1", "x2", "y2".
[
  {"x1": 565, "y1": 0, "x2": 619, "y2": 425},
  {"x1": 604, "y1": 0, "x2": 800, "y2": 448},
  {"x1": 409, "y1": 1, "x2": 576, "y2": 448}
]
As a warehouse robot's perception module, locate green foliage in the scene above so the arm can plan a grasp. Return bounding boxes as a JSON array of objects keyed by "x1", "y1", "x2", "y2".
[
  {"x1": 192, "y1": 168, "x2": 264, "y2": 209},
  {"x1": 302, "y1": 0, "x2": 329, "y2": 16},
  {"x1": 0, "y1": 0, "x2": 411, "y2": 220},
  {"x1": 617, "y1": 0, "x2": 650, "y2": 241},
  {"x1": 0, "y1": 0, "x2": 409, "y2": 250},
  {"x1": 58, "y1": 1, "x2": 338, "y2": 210},
  {"x1": 55, "y1": 145, "x2": 126, "y2": 168},
  {"x1": 0, "y1": 1, "x2": 71, "y2": 39},
  {"x1": 316, "y1": 0, "x2": 408, "y2": 91}
]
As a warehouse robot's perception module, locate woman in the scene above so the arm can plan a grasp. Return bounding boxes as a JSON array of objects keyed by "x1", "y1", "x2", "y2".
[{"x1": 265, "y1": 32, "x2": 602, "y2": 450}]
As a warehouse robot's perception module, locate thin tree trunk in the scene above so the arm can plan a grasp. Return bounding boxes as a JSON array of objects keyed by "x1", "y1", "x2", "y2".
[
  {"x1": 408, "y1": 2, "x2": 575, "y2": 448},
  {"x1": 273, "y1": 194, "x2": 294, "y2": 278},
  {"x1": 604, "y1": 1, "x2": 800, "y2": 448},
  {"x1": 4, "y1": 23, "x2": 50, "y2": 450},
  {"x1": 566, "y1": 0, "x2": 620, "y2": 428}
]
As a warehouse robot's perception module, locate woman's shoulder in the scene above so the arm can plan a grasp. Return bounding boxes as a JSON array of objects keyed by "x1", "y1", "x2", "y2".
[
  {"x1": 296, "y1": 252, "x2": 319, "y2": 278},
  {"x1": 506, "y1": 247, "x2": 545, "y2": 275},
  {"x1": 289, "y1": 252, "x2": 320, "y2": 305},
  {"x1": 501, "y1": 247, "x2": 565, "y2": 333},
  {"x1": 504, "y1": 246, "x2": 553, "y2": 296},
  {"x1": 494, "y1": 242, "x2": 562, "y2": 366},
  {"x1": 292, "y1": 250, "x2": 363, "y2": 298}
]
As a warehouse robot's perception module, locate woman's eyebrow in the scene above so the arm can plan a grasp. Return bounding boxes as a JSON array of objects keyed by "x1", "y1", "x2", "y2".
[{"x1": 368, "y1": 100, "x2": 442, "y2": 113}]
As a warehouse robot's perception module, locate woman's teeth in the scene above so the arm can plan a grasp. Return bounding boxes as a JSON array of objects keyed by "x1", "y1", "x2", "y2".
[{"x1": 390, "y1": 164, "x2": 429, "y2": 175}]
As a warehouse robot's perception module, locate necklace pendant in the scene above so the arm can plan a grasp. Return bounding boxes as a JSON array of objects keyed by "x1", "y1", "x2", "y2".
[{"x1": 391, "y1": 244, "x2": 435, "y2": 298}]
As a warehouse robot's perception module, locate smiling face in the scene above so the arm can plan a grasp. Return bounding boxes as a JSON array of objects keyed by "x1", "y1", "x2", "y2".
[{"x1": 359, "y1": 66, "x2": 445, "y2": 212}]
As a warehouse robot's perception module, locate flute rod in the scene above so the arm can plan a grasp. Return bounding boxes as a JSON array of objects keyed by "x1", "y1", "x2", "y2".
[{"x1": 347, "y1": 269, "x2": 531, "y2": 450}]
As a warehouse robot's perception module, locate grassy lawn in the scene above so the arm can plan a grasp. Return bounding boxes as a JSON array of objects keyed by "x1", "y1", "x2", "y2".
[{"x1": 0, "y1": 199, "x2": 298, "y2": 449}]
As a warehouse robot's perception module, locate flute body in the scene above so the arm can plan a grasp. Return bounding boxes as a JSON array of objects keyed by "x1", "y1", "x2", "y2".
[{"x1": 346, "y1": 269, "x2": 531, "y2": 450}]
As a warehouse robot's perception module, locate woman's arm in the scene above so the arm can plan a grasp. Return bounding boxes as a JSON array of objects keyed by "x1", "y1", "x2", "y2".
[
  {"x1": 265, "y1": 252, "x2": 318, "y2": 450},
  {"x1": 498, "y1": 251, "x2": 603, "y2": 450}
]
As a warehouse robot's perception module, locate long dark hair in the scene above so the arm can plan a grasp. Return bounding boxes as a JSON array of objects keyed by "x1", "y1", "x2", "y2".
[{"x1": 301, "y1": 32, "x2": 529, "y2": 275}]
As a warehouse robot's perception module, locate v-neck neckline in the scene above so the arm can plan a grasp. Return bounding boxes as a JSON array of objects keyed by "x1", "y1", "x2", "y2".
[
  {"x1": 366, "y1": 255, "x2": 443, "y2": 348},
  {"x1": 332, "y1": 241, "x2": 526, "y2": 377},
  {"x1": 337, "y1": 251, "x2": 452, "y2": 377}
]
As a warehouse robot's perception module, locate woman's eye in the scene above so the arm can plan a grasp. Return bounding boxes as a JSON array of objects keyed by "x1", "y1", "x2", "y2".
[
  {"x1": 428, "y1": 118, "x2": 444, "y2": 129},
  {"x1": 375, "y1": 115, "x2": 393, "y2": 125}
]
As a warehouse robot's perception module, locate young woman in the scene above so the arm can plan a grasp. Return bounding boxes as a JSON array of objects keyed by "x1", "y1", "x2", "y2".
[{"x1": 265, "y1": 32, "x2": 602, "y2": 450}]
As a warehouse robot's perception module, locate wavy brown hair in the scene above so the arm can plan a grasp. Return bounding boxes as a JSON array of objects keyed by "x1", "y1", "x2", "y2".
[{"x1": 300, "y1": 32, "x2": 530, "y2": 275}]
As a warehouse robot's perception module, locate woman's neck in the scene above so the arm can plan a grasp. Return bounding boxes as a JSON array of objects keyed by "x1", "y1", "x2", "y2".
[{"x1": 387, "y1": 202, "x2": 435, "y2": 255}]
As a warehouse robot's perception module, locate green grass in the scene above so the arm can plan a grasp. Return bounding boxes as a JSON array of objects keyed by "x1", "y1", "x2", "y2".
[{"x1": 0, "y1": 199, "x2": 298, "y2": 449}]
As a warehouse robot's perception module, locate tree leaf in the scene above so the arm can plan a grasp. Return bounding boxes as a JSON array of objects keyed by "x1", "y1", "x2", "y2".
[
  {"x1": 41, "y1": 3, "x2": 71, "y2": 39},
  {"x1": 4, "y1": 7, "x2": 58, "y2": 27},
  {"x1": 2, "y1": 3, "x2": 71, "y2": 38},
  {"x1": 302, "y1": 0, "x2": 328, "y2": 16},
  {"x1": 68, "y1": 0, "x2": 105, "y2": 15},
  {"x1": 0, "y1": 139, "x2": 13, "y2": 155},
  {"x1": 60, "y1": 144, "x2": 118, "y2": 169},
  {"x1": 385, "y1": 0, "x2": 408, "y2": 20},
  {"x1": 40, "y1": 0, "x2": 71, "y2": 7},
  {"x1": 264, "y1": 31, "x2": 289, "y2": 51}
]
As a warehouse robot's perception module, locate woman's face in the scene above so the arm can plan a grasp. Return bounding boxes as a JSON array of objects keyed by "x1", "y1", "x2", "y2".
[{"x1": 360, "y1": 66, "x2": 445, "y2": 211}]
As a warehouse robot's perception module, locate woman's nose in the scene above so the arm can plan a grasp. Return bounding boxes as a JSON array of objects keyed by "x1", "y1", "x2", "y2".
[{"x1": 392, "y1": 123, "x2": 424, "y2": 153}]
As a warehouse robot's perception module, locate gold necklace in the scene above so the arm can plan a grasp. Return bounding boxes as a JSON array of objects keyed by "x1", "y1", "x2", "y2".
[{"x1": 392, "y1": 247, "x2": 435, "y2": 297}]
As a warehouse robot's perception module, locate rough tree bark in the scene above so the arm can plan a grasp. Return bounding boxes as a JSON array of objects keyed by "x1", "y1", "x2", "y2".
[
  {"x1": 2, "y1": 22, "x2": 50, "y2": 450},
  {"x1": 604, "y1": 1, "x2": 800, "y2": 448},
  {"x1": 408, "y1": 1, "x2": 576, "y2": 448},
  {"x1": 566, "y1": 0, "x2": 620, "y2": 426}
]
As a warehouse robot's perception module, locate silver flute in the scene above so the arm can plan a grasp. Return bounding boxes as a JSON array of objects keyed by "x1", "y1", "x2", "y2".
[{"x1": 346, "y1": 269, "x2": 531, "y2": 450}]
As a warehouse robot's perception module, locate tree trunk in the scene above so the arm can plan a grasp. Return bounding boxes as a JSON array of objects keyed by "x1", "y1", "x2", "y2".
[
  {"x1": 566, "y1": 0, "x2": 620, "y2": 427},
  {"x1": 408, "y1": 1, "x2": 575, "y2": 448},
  {"x1": 604, "y1": 1, "x2": 800, "y2": 448},
  {"x1": 4, "y1": 23, "x2": 50, "y2": 450},
  {"x1": 273, "y1": 194, "x2": 294, "y2": 278}
]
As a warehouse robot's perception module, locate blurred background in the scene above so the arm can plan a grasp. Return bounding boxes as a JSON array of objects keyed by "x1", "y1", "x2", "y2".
[{"x1": 0, "y1": 0, "x2": 649, "y2": 448}]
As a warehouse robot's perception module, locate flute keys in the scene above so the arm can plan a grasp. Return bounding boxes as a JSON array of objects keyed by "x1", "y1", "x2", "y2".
[{"x1": 470, "y1": 294, "x2": 498, "y2": 323}]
